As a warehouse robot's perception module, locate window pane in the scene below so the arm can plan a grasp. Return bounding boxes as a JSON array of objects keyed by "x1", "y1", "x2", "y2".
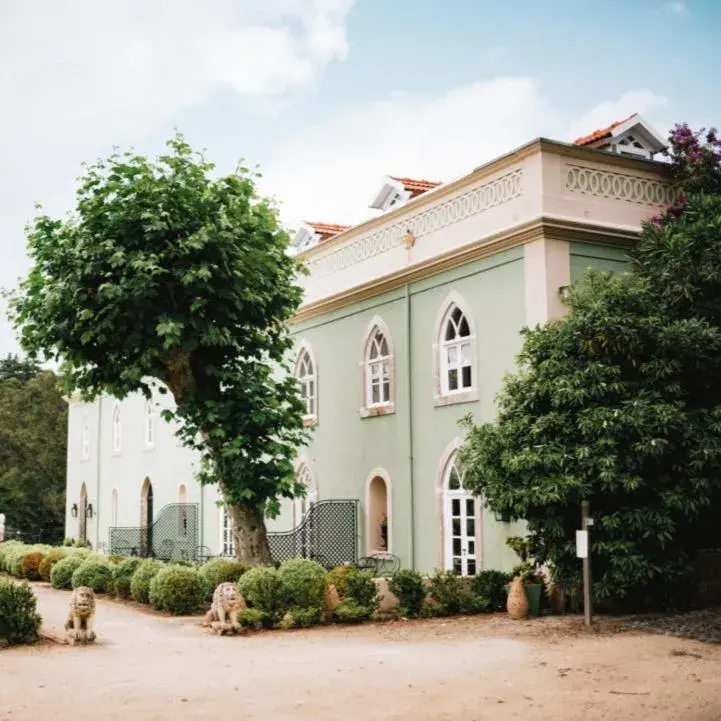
[
  {"x1": 382, "y1": 381, "x2": 390, "y2": 402},
  {"x1": 453, "y1": 538, "x2": 461, "y2": 556},
  {"x1": 371, "y1": 363, "x2": 380, "y2": 379},
  {"x1": 445, "y1": 320, "x2": 456, "y2": 341},
  {"x1": 371, "y1": 384, "x2": 379, "y2": 404},
  {"x1": 467, "y1": 559, "x2": 476, "y2": 576},
  {"x1": 461, "y1": 366, "x2": 472, "y2": 388},
  {"x1": 459, "y1": 316, "x2": 470, "y2": 337},
  {"x1": 369, "y1": 343, "x2": 378, "y2": 360},
  {"x1": 468, "y1": 539, "x2": 475, "y2": 555},
  {"x1": 308, "y1": 380, "x2": 314, "y2": 400},
  {"x1": 453, "y1": 558, "x2": 462, "y2": 574},
  {"x1": 451, "y1": 307, "x2": 463, "y2": 324},
  {"x1": 451, "y1": 498, "x2": 460, "y2": 515},
  {"x1": 466, "y1": 518, "x2": 475, "y2": 537},
  {"x1": 466, "y1": 498, "x2": 475, "y2": 516},
  {"x1": 448, "y1": 369, "x2": 458, "y2": 391},
  {"x1": 449, "y1": 466, "x2": 461, "y2": 490},
  {"x1": 452, "y1": 518, "x2": 461, "y2": 536},
  {"x1": 380, "y1": 338, "x2": 389, "y2": 356},
  {"x1": 461, "y1": 343, "x2": 472, "y2": 364},
  {"x1": 447, "y1": 346, "x2": 458, "y2": 365}
]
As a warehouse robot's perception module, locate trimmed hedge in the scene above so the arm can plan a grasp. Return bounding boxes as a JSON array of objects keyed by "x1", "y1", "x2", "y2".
[
  {"x1": 148, "y1": 565, "x2": 203, "y2": 615},
  {"x1": 72, "y1": 560, "x2": 114, "y2": 593},
  {"x1": 237, "y1": 566, "x2": 285, "y2": 627},
  {"x1": 20, "y1": 552, "x2": 46, "y2": 581},
  {"x1": 389, "y1": 569, "x2": 425, "y2": 618},
  {"x1": 331, "y1": 568, "x2": 379, "y2": 623},
  {"x1": 113, "y1": 557, "x2": 142, "y2": 599},
  {"x1": 50, "y1": 554, "x2": 85, "y2": 590},
  {"x1": 130, "y1": 559, "x2": 164, "y2": 604},
  {"x1": 278, "y1": 558, "x2": 327, "y2": 611},
  {"x1": 470, "y1": 570, "x2": 511, "y2": 612},
  {"x1": 198, "y1": 558, "x2": 247, "y2": 603},
  {"x1": 39, "y1": 548, "x2": 68, "y2": 582},
  {"x1": 0, "y1": 578, "x2": 42, "y2": 645},
  {"x1": 326, "y1": 565, "x2": 355, "y2": 598}
]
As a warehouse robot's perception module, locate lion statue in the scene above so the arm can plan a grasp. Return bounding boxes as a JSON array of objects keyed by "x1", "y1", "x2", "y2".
[
  {"x1": 204, "y1": 582, "x2": 246, "y2": 635},
  {"x1": 64, "y1": 586, "x2": 96, "y2": 644}
]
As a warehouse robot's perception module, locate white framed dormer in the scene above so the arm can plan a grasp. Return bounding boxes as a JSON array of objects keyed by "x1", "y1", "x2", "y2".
[
  {"x1": 369, "y1": 176, "x2": 411, "y2": 212},
  {"x1": 292, "y1": 224, "x2": 320, "y2": 252},
  {"x1": 81, "y1": 415, "x2": 90, "y2": 461},
  {"x1": 433, "y1": 292, "x2": 479, "y2": 407},
  {"x1": 578, "y1": 114, "x2": 667, "y2": 160},
  {"x1": 294, "y1": 340, "x2": 318, "y2": 426},
  {"x1": 112, "y1": 404, "x2": 122, "y2": 454},
  {"x1": 143, "y1": 400, "x2": 155, "y2": 449},
  {"x1": 359, "y1": 315, "x2": 396, "y2": 418}
]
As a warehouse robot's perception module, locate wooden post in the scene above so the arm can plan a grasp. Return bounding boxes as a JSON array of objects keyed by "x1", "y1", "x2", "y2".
[{"x1": 581, "y1": 501, "x2": 592, "y2": 627}]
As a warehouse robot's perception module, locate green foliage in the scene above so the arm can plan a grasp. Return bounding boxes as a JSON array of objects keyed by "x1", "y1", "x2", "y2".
[
  {"x1": 326, "y1": 565, "x2": 355, "y2": 598},
  {"x1": 277, "y1": 558, "x2": 327, "y2": 611},
  {"x1": 130, "y1": 559, "x2": 164, "y2": 604},
  {"x1": 0, "y1": 354, "x2": 40, "y2": 383},
  {"x1": 427, "y1": 571, "x2": 478, "y2": 616},
  {"x1": 281, "y1": 606, "x2": 324, "y2": 629},
  {"x1": 72, "y1": 560, "x2": 114, "y2": 593},
  {"x1": 11, "y1": 135, "x2": 310, "y2": 565},
  {"x1": 0, "y1": 372, "x2": 67, "y2": 537},
  {"x1": 20, "y1": 552, "x2": 45, "y2": 581},
  {"x1": 332, "y1": 599, "x2": 374, "y2": 624},
  {"x1": 0, "y1": 541, "x2": 52, "y2": 578},
  {"x1": 388, "y1": 570, "x2": 426, "y2": 618},
  {"x1": 148, "y1": 565, "x2": 203, "y2": 615},
  {"x1": 470, "y1": 570, "x2": 511, "y2": 612},
  {"x1": 113, "y1": 557, "x2": 141, "y2": 599},
  {"x1": 237, "y1": 566, "x2": 285, "y2": 626},
  {"x1": 39, "y1": 548, "x2": 68, "y2": 582},
  {"x1": 50, "y1": 554, "x2": 85, "y2": 590},
  {"x1": 198, "y1": 558, "x2": 247, "y2": 603},
  {"x1": 237, "y1": 607, "x2": 266, "y2": 630},
  {"x1": 0, "y1": 578, "x2": 41, "y2": 645},
  {"x1": 62, "y1": 538, "x2": 73, "y2": 547}
]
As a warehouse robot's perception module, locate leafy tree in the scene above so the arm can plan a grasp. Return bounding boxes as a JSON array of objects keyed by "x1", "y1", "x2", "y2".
[
  {"x1": 11, "y1": 135, "x2": 309, "y2": 565},
  {"x1": 0, "y1": 354, "x2": 40, "y2": 383},
  {"x1": 0, "y1": 371, "x2": 67, "y2": 539},
  {"x1": 460, "y1": 125, "x2": 721, "y2": 610}
]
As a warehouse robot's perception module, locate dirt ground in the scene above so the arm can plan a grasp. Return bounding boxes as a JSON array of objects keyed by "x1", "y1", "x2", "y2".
[{"x1": 1, "y1": 585, "x2": 721, "y2": 721}]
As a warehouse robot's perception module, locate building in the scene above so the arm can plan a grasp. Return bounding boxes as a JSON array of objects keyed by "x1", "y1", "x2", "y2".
[{"x1": 65, "y1": 113, "x2": 673, "y2": 574}]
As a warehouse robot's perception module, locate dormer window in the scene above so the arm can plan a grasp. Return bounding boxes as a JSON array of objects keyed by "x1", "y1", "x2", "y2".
[
  {"x1": 291, "y1": 222, "x2": 351, "y2": 252},
  {"x1": 369, "y1": 176, "x2": 442, "y2": 213},
  {"x1": 573, "y1": 113, "x2": 666, "y2": 160}
]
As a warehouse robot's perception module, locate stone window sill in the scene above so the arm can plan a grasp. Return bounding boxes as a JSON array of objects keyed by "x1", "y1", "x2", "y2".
[
  {"x1": 359, "y1": 403, "x2": 396, "y2": 419},
  {"x1": 303, "y1": 415, "x2": 318, "y2": 427},
  {"x1": 433, "y1": 389, "x2": 479, "y2": 407}
]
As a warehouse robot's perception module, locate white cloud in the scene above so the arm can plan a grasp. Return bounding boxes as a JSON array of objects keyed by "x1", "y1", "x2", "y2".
[
  {"x1": 261, "y1": 82, "x2": 669, "y2": 229},
  {"x1": 664, "y1": 1, "x2": 689, "y2": 15}
]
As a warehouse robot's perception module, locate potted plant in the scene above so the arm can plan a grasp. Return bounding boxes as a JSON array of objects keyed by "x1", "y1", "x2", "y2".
[
  {"x1": 504, "y1": 536, "x2": 544, "y2": 618},
  {"x1": 379, "y1": 514, "x2": 388, "y2": 550}
]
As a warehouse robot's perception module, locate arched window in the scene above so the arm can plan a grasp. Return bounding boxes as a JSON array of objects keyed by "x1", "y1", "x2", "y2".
[
  {"x1": 111, "y1": 489, "x2": 118, "y2": 527},
  {"x1": 439, "y1": 303, "x2": 474, "y2": 396},
  {"x1": 112, "y1": 405, "x2": 122, "y2": 453},
  {"x1": 144, "y1": 401, "x2": 155, "y2": 448},
  {"x1": 81, "y1": 418, "x2": 90, "y2": 460},
  {"x1": 219, "y1": 507, "x2": 234, "y2": 557},
  {"x1": 178, "y1": 484, "x2": 188, "y2": 536},
  {"x1": 366, "y1": 470, "x2": 391, "y2": 554},
  {"x1": 442, "y1": 451, "x2": 478, "y2": 576},
  {"x1": 293, "y1": 463, "x2": 318, "y2": 556},
  {"x1": 365, "y1": 327, "x2": 391, "y2": 407},
  {"x1": 294, "y1": 346, "x2": 317, "y2": 420}
]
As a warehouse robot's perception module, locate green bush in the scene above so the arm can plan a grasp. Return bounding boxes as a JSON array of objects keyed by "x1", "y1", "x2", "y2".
[
  {"x1": 278, "y1": 558, "x2": 327, "y2": 611},
  {"x1": 113, "y1": 557, "x2": 142, "y2": 599},
  {"x1": 345, "y1": 568, "x2": 379, "y2": 610},
  {"x1": 237, "y1": 566, "x2": 285, "y2": 626},
  {"x1": 20, "y1": 552, "x2": 46, "y2": 581},
  {"x1": 0, "y1": 541, "x2": 24, "y2": 573},
  {"x1": 237, "y1": 607, "x2": 266, "y2": 630},
  {"x1": 388, "y1": 569, "x2": 426, "y2": 618},
  {"x1": 470, "y1": 570, "x2": 511, "y2": 612},
  {"x1": 148, "y1": 565, "x2": 203, "y2": 615},
  {"x1": 50, "y1": 554, "x2": 85, "y2": 590},
  {"x1": 72, "y1": 560, "x2": 114, "y2": 593},
  {"x1": 129, "y1": 559, "x2": 164, "y2": 604},
  {"x1": 39, "y1": 548, "x2": 68, "y2": 582},
  {"x1": 326, "y1": 565, "x2": 355, "y2": 598},
  {"x1": 333, "y1": 599, "x2": 374, "y2": 623},
  {"x1": 427, "y1": 571, "x2": 475, "y2": 616},
  {"x1": 281, "y1": 606, "x2": 324, "y2": 628},
  {"x1": 0, "y1": 543, "x2": 51, "y2": 578},
  {"x1": 0, "y1": 578, "x2": 42, "y2": 645},
  {"x1": 199, "y1": 558, "x2": 247, "y2": 603}
]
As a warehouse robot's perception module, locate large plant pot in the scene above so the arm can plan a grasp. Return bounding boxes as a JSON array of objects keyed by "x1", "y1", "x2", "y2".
[
  {"x1": 506, "y1": 577, "x2": 529, "y2": 620},
  {"x1": 504, "y1": 581, "x2": 542, "y2": 618}
]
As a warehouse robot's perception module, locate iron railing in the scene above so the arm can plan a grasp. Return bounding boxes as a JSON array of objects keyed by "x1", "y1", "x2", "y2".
[
  {"x1": 109, "y1": 503, "x2": 199, "y2": 561},
  {"x1": 2, "y1": 525, "x2": 65, "y2": 545},
  {"x1": 267, "y1": 499, "x2": 359, "y2": 569}
]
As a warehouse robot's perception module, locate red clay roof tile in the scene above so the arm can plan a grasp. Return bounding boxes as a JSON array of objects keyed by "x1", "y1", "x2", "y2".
[
  {"x1": 573, "y1": 113, "x2": 636, "y2": 147},
  {"x1": 305, "y1": 221, "x2": 351, "y2": 242},
  {"x1": 389, "y1": 176, "x2": 442, "y2": 197}
]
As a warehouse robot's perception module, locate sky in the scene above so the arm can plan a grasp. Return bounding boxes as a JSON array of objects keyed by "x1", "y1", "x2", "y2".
[{"x1": 1, "y1": 0, "x2": 720, "y2": 356}]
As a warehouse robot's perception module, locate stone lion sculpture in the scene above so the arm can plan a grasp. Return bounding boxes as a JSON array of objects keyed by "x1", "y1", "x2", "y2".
[
  {"x1": 64, "y1": 586, "x2": 96, "y2": 644},
  {"x1": 204, "y1": 582, "x2": 246, "y2": 635}
]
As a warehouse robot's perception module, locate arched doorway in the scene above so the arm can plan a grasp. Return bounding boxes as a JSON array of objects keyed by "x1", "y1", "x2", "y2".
[
  {"x1": 294, "y1": 464, "x2": 318, "y2": 557},
  {"x1": 78, "y1": 483, "x2": 88, "y2": 542},
  {"x1": 366, "y1": 472, "x2": 390, "y2": 553},
  {"x1": 141, "y1": 478, "x2": 154, "y2": 555},
  {"x1": 442, "y1": 452, "x2": 479, "y2": 576}
]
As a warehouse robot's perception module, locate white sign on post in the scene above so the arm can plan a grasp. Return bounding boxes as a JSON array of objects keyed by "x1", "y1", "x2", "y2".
[{"x1": 576, "y1": 530, "x2": 588, "y2": 559}]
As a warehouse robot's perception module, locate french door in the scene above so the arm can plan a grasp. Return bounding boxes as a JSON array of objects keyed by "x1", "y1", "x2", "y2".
[{"x1": 444, "y1": 491, "x2": 477, "y2": 576}]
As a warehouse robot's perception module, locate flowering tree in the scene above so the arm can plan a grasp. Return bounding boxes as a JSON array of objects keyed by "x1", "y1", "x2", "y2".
[{"x1": 460, "y1": 125, "x2": 721, "y2": 610}]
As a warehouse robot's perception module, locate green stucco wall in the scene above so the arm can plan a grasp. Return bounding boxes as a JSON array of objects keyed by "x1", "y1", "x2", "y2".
[{"x1": 570, "y1": 242, "x2": 632, "y2": 280}]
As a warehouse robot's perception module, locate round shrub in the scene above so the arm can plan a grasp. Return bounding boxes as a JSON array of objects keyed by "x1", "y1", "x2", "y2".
[
  {"x1": 389, "y1": 569, "x2": 426, "y2": 618},
  {"x1": 50, "y1": 554, "x2": 85, "y2": 590},
  {"x1": 237, "y1": 566, "x2": 285, "y2": 626},
  {"x1": 278, "y1": 558, "x2": 327, "y2": 611},
  {"x1": 428, "y1": 571, "x2": 479, "y2": 615},
  {"x1": 20, "y1": 552, "x2": 46, "y2": 581},
  {"x1": 72, "y1": 560, "x2": 114, "y2": 593},
  {"x1": 333, "y1": 599, "x2": 374, "y2": 623},
  {"x1": 0, "y1": 541, "x2": 25, "y2": 574},
  {"x1": 345, "y1": 568, "x2": 380, "y2": 610},
  {"x1": 326, "y1": 565, "x2": 355, "y2": 598},
  {"x1": 0, "y1": 578, "x2": 42, "y2": 645},
  {"x1": 39, "y1": 548, "x2": 68, "y2": 582},
  {"x1": 148, "y1": 565, "x2": 203, "y2": 615},
  {"x1": 470, "y1": 570, "x2": 512, "y2": 612},
  {"x1": 199, "y1": 558, "x2": 247, "y2": 603},
  {"x1": 129, "y1": 559, "x2": 164, "y2": 604},
  {"x1": 113, "y1": 557, "x2": 142, "y2": 599}
]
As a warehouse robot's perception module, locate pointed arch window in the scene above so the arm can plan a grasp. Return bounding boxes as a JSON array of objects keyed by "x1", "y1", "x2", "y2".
[
  {"x1": 112, "y1": 405, "x2": 122, "y2": 453},
  {"x1": 144, "y1": 401, "x2": 155, "y2": 448},
  {"x1": 365, "y1": 328, "x2": 391, "y2": 407},
  {"x1": 219, "y1": 507, "x2": 234, "y2": 557},
  {"x1": 294, "y1": 346, "x2": 317, "y2": 422},
  {"x1": 440, "y1": 304, "x2": 474, "y2": 396}
]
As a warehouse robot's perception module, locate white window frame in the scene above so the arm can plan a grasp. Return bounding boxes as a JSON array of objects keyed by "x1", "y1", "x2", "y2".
[
  {"x1": 439, "y1": 302, "x2": 475, "y2": 397},
  {"x1": 81, "y1": 418, "x2": 90, "y2": 461},
  {"x1": 359, "y1": 316, "x2": 396, "y2": 418},
  {"x1": 112, "y1": 405, "x2": 122, "y2": 453},
  {"x1": 294, "y1": 342, "x2": 317, "y2": 425},
  {"x1": 442, "y1": 451, "x2": 480, "y2": 577},
  {"x1": 219, "y1": 506, "x2": 234, "y2": 557},
  {"x1": 111, "y1": 489, "x2": 118, "y2": 527},
  {"x1": 144, "y1": 401, "x2": 155, "y2": 449}
]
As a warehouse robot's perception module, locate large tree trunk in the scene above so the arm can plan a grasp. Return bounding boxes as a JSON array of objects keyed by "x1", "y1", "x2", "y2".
[{"x1": 228, "y1": 501, "x2": 273, "y2": 566}]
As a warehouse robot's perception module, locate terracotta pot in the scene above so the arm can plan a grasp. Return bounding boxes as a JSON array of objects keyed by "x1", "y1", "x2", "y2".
[{"x1": 506, "y1": 577, "x2": 529, "y2": 620}]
